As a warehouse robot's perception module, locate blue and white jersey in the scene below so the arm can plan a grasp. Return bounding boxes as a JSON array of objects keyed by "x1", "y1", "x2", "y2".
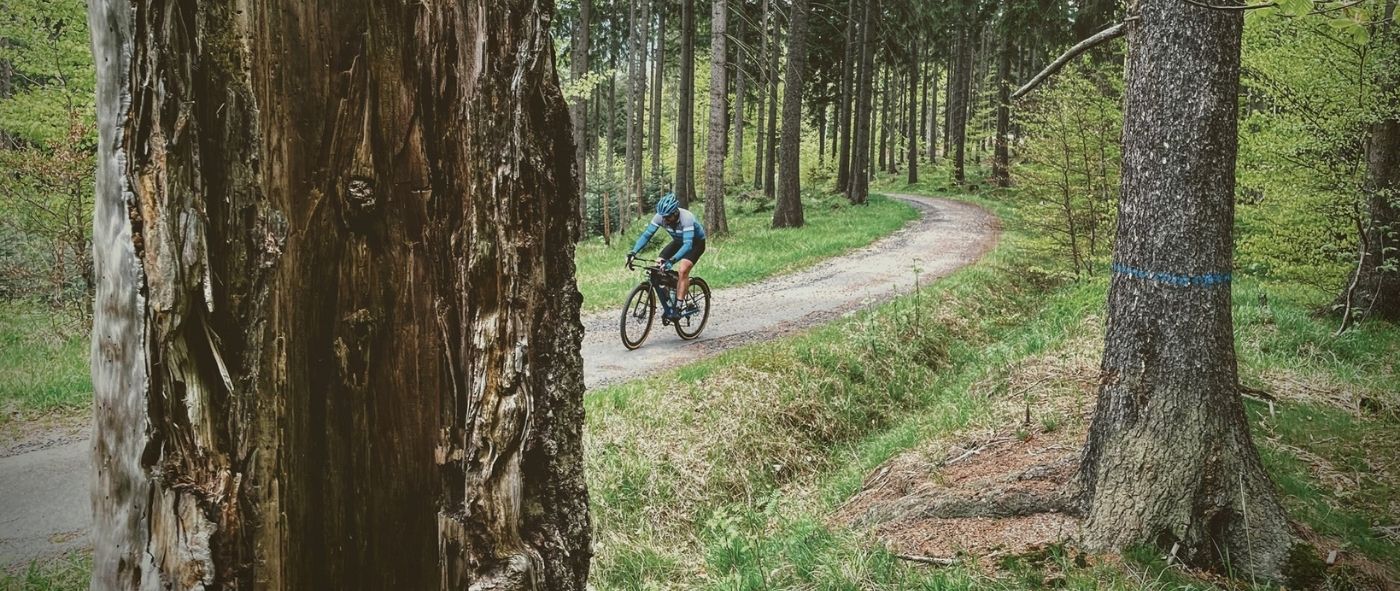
[{"x1": 631, "y1": 208, "x2": 707, "y2": 260}]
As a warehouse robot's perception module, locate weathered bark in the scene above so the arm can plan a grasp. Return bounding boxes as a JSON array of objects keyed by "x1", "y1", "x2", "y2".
[
  {"x1": 763, "y1": 10, "x2": 780, "y2": 199},
  {"x1": 848, "y1": 0, "x2": 878, "y2": 204},
  {"x1": 574, "y1": 0, "x2": 593, "y2": 238},
  {"x1": 650, "y1": 0, "x2": 665, "y2": 179},
  {"x1": 836, "y1": 0, "x2": 858, "y2": 194},
  {"x1": 1078, "y1": 1, "x2": 1297, "y2": 582},
  {"x1": 773, "y1": 0, "x2": 810, "y2": 229},
  {"x1": 675, "y1": 0, "x2": 697, "y2": 206},
  {"x1": 88, "y1": 0, "x2": 589, "y2": 589},
  {"x1": 992, "y1": 15, "x2": 1012, "y2": 188},
  {"x1": 704, "y1": 0, "x2": 730, "y2": 234}
]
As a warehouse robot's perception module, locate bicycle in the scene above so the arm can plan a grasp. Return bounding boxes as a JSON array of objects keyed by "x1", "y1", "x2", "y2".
[{"x1": 620, "y1": 255, "x2": 712, "y2": 350}]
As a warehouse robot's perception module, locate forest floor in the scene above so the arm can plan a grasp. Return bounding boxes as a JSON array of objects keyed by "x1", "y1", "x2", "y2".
[{"x1": 0, "y1": 194, "x2": 997, "y2": 582}]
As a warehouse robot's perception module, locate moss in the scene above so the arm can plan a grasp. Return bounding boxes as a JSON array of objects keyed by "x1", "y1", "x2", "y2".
[{"x1": 1282, "y1": 542, "x2": 1327, "y2": 590}]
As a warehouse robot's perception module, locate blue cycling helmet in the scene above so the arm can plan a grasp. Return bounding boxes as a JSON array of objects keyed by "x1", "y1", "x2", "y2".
[{"x1": 656, "y1": 193, "x2": 680, "y2": 216}]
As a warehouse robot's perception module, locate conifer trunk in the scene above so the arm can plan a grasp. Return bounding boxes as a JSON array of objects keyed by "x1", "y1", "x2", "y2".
[
  {"x1": 704, "y1": 0, "x2": 731, "y2": 234},
  {"x1": 848, "y1": 0, "x2": 877, "y2": 204},
  {"x1": 675, "y1": 0, "x2": 696, "y2": 206},
  {"x1": 1078, "y1": 1, "x2": 1296, "y2": 581},
  {"x1": 773, "y1": 0, "x2": 810, "y2": 228}
]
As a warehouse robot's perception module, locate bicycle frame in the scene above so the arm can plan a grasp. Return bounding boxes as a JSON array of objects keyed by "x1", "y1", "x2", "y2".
[{"x1": 627, "y1": 259, "x2": 700, "y2": 320}]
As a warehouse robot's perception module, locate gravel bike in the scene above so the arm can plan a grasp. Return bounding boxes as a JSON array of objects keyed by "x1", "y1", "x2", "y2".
[{"x1": 620, "y1": 255, "x2": 711, "y2": 349}]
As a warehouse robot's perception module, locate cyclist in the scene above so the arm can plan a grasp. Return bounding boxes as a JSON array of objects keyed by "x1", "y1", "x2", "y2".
[{"x1": 627, "y1": 193, "x2": 707, "y2": 319}]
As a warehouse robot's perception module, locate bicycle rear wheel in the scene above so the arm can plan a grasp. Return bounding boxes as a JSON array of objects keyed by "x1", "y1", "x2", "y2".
[
  {"x1": 674, "y1": 277, "x2": 711, "y2": 340},
  {"x1": 620, "y1": 283, "x2": 655, "y2": 350}
]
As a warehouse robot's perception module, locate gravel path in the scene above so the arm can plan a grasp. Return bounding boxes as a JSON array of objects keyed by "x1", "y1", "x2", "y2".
[{"x1": 0, "y1": 194, "x2": 999, "y2": 568}]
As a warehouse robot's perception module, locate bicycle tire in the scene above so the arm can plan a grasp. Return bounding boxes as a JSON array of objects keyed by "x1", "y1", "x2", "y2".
[
  {"x1": 620, "y1": 283, "x2": 655, "y2": 350},
  {"x1": 674, "y1": 277, "x2": 711, "y2": 340}
]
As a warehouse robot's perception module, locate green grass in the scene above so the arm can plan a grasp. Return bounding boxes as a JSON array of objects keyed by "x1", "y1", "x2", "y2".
[
  {"x1": 0, "y1": 553, "x2": 90, "y2": 591},
  {"x1": 0, "y1": 302, "x2": 90, "y2": 423},
  {"x1": 574, "y1": 191, "x2": 918, "y2": 313}
]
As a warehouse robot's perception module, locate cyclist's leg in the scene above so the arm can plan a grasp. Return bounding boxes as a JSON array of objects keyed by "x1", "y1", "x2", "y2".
[
  {"x1": 675, "y1": 239, "x2": 705, "y2": 303},
  {"x1": 675, "y1": 259, "x2": 694, "y2": 303}
]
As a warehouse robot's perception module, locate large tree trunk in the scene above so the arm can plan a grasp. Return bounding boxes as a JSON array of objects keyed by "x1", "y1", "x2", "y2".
[
  {"x1": 704, "y1": 0, "x2": 730, "y2": 234},
  {"x1": 87, "y1": 0, "x2": 589, "y2": 589},
  {"x1": 1078, "y1": 0, "x2": 1296, "y2": 582},
  {"x1": 650, "y1": 0, "x2": 665, "y2": 180},
  {"x1": 848, "y1": 0, "x2": 877, "y2": 205},
  {"x1": 675, "y1": 0, "x2": 696, "y2": 206},
  {"x1": 574, "y1": 0, "x2": 593, "y2": 239},
  {"x1": 773, "y1": 0, "x2": 810, "y2": 228},
  {"x1": 836, "y1": 0, "x2": 858, "y2": 194},
  {"x1": 1338, "y1": 4, "x2": 1400, "y2": 325},
  {"x1": 992, "y1": 14, "x2": 1012, "y2": 188}
]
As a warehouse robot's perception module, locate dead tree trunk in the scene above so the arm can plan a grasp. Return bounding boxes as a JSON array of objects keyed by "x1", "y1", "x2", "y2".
[
  {"x1": 704, "y1": 0, "x2": 731, "y2": 234},
  {"x1": 773, "y1": 0, "x2": 810, "y2": 228},
  {"x1": 87, "y1": 0, "x2": 589, "y2": 589},
  {"x1": 1078, "y1": 1, "x2": 1297, "y2": 582}
]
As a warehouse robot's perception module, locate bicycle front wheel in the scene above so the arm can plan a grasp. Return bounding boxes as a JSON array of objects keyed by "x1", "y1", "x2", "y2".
[
  {"x1": 620, "y1": 283, "x2": 655, "y2": 350},
  {"x1": 674, "y1": 277, "x2": 711, "y2": 340}
]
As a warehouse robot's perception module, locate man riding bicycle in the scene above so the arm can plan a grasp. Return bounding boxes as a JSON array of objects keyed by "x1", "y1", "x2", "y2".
[{"x1": 627, "y1": 193, "x2": 707, "y2": 320}]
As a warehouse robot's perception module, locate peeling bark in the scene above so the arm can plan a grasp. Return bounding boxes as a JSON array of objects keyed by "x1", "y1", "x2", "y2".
[{"x1": 88, "y1": 1, "x2": 589, "y2": 588}]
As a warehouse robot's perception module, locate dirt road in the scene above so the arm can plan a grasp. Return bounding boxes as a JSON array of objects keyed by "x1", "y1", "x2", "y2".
[{"x1": 0, "y1": 194, "x2": 998, "y2": 567}]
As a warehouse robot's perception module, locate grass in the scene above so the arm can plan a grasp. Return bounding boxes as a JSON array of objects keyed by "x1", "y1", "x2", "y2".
[
  {"x1": 0, "y1": 553, "x2": 90, "y2": 591},
  {"x1": 574, "y1": 190, "x2": 918, "y2": 313},
  {"x1": 0, "y1": 302, "x2": 89, "y2": 424}
]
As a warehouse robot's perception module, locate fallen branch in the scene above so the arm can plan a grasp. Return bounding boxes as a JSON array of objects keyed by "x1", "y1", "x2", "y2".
[
  {"x1": 1012, "y1": 18, "x2": 1137, "y2": 100},
  {"x1": 895, "y1": 554, "x2": 960, "y2": 566}
]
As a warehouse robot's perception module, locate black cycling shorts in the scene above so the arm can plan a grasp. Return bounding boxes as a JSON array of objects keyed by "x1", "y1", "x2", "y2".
[{"x1": 660, "y1": 238, "x2": 706, "y2": 265}]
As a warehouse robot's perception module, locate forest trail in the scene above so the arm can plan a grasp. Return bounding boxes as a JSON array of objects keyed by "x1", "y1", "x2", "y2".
[{"x1": 0, "y1": 194, "x2": 999, "y2": 568}]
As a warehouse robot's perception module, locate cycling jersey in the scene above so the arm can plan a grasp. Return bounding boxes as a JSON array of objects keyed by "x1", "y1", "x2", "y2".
[{"x1": 632, "y1": 208, "x2": 707, "y2": 261}]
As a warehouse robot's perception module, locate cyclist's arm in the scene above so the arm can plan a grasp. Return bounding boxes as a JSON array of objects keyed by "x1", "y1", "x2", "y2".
[
  {"x1": 669, "y1": 227, "x2": 695, "y2": 262},
  {"x1": 631, "y1": 223, "x2": 659, "y2": 254}
]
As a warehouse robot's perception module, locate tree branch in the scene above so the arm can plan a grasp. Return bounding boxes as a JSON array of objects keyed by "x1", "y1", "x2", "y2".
[{"x1": 1012, "y1": 18, "x2": 1137, "y2": 100}]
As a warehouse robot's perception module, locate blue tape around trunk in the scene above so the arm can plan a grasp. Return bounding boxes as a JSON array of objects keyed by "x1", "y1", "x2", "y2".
[{"x1": 1111, "y1": 262, "x2": 1231, "y2": 287}]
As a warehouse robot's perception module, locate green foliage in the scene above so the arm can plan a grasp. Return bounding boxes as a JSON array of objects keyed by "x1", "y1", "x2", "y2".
[
  {"x1": 1237, "y1": 1, "x2": 1399, "y2": 293},
  {"x1": 0, "y1": 0, "x2": 96, "y2": 313},
  {"x1": 1013, "y1": 57, "x2": 1123, "y2": 278}
]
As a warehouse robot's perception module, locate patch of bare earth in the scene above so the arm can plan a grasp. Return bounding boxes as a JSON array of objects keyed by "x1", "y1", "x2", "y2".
[
  {"x1": 0, "y1": 404, "x2": 88, "y2": 458},
  {"x1": 832, "y1": 318, "x2": 1399, "y2": 587},
  {"x1": 833, "y1": 327, "x2": 1102, "y2": 566}
]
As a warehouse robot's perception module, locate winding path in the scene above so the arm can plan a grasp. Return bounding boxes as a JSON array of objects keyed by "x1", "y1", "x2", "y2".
[{"x1": 0, "y1": 194, "x2": 999, "y2": 568}]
